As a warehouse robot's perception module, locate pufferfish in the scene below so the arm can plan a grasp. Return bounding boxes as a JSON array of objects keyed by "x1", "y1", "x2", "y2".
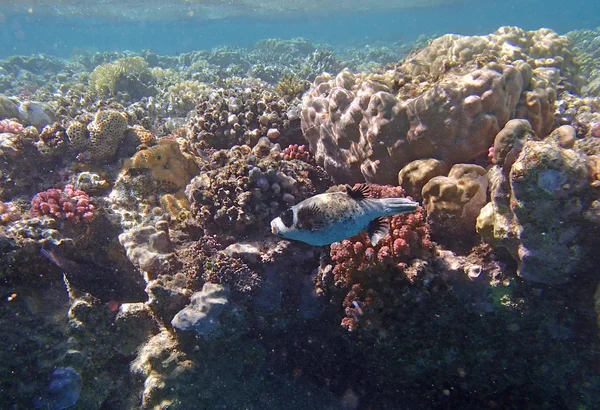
[{"x1": 270, "y1": 184, "x2": 419, "y2": 246}]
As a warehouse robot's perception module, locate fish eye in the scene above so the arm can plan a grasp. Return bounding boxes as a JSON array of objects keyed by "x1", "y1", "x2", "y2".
[{"x1": 279, "y1": 209, "x2": 294, "y2": 227}]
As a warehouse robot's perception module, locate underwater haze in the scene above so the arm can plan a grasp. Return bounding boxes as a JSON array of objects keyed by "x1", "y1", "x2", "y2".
[
  {"x1": 0, "y1": 0, "x2": 598, "y2": 56},
  {"x1": 1, "y1": 0, "x2": 600, "y2": 409}
]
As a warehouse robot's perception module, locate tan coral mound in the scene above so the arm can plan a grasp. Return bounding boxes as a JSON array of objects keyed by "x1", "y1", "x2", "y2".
[
  {"x1": 300, "y1": 27, "x2": 582, "y2": 185},
  {"x1": 422, "y1": 164, "x2": 488, "y2": 239}
]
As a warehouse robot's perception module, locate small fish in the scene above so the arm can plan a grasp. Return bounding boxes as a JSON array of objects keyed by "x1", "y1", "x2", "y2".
[{"x1": 270, "y1": 184, "x2": 419, "y2": 246}]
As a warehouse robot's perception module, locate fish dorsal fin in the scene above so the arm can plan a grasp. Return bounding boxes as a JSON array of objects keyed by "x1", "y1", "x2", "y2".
[
  {"x1": 296, "y1": 204, "x2": 325, "y2": 231},
  {"x1": 346, "y1": 183, "x2": 372, "y2": 200},
  {"x1": 367, "y1": 217, "x2": 389, "y2": 246}
]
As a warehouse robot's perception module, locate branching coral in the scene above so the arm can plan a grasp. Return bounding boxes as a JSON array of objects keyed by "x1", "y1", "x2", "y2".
[
  {"x1": 275, "y1": 72, "x2": 309, "y2": 100},
  {"x1": 282, "y1": 144, "x2": 313, "y2": 163}
]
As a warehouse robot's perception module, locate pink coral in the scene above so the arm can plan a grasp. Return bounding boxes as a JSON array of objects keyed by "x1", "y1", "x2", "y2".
[
  {"x1": 322, "y1": 184, "x2": 433, "y2": 331},
  {"x1": 31, "y1": 185, "x2": 95, "y2": 222},
  {"x1": 0, "y1": 119, "x2": 24, "y2": 134},
  {"x1": 282, "y1": 144, "x2": 313, "y2": 163}
]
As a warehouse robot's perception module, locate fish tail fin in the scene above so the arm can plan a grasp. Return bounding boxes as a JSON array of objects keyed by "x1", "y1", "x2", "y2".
[{"x1": 378, "y1": 197, "x2": 419, "y2": 216}]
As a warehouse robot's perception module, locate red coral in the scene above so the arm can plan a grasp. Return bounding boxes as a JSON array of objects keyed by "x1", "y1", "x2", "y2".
[
  {"x1": 31, "y1": 185, "x2": 95, "y2": 223},
  {"x1": 325, "y1": 184, "x2": 433, "y2": 331},
  {"x1": 0, "y1": 119, "x2": 24, "y2": 134},
  {"x1": 283, "y1": 144, "x2": 313, "y2": 163}
]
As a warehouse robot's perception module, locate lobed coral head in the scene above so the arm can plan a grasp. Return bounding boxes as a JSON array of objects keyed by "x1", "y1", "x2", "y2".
[{"x1": 0, "y1": 119, "x2": 24, "y2": 134}]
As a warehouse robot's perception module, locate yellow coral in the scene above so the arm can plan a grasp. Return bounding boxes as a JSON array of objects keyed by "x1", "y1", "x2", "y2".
[
  {"x1": 89, "y1": 56, "x2": 149, "y2": 96},
  {"x1": 422, "y1": 164, "x2": 488, "y2": 232},
  {"x1": 276, "y1": 72, "x2": 309, "y2": 100},
  {"x1": 128, "y1": 125, "x2": 157, "y2": 146},
  {"x1": 160, "y1": 192, "x2": 190, "y2": 220},
  {"x1": 127, "y1": 139, "x2": 197, "y2": 189}
]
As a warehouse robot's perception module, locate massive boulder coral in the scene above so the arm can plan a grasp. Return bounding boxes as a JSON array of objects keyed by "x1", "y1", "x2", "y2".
[
  {"x1": 477, "y1": 134, "x2": 598, "y2": 284},
  {"x1": 422, "y1": 164, "x2": 488, "y2": 242},
  {"x1": 300, "y1": 27, "x2": 581, "y2": 184}
]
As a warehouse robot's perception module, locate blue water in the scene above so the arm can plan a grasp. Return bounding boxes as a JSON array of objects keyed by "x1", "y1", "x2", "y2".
[{"x1": 0, "y1": 0, "x2": 597, "y2": 57}]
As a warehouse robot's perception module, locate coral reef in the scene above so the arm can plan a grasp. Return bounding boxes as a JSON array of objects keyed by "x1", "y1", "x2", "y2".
[{"x1": 1, "y1": 28, "x2": 599, "y2": 410}]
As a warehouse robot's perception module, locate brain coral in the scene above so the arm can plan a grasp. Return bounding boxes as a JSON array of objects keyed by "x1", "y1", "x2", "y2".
[{"x1": 300, "y1": 27, "x2": 581, "y2": 185}]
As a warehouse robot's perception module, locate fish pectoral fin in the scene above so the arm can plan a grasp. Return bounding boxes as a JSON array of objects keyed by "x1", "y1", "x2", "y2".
[
  {"x1": 297, "y1": 204, "x2": 326, "y2": 231},
  {"x1": 346, "y1": 183, "x2": 372, "y2": 200},
  {"x1": 367, "y1": 217, "x2": 390, "y2": 246}
]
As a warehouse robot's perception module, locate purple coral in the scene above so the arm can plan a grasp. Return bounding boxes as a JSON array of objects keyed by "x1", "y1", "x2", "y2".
[{"x1": 31, "y1": 185, "x2": 95, "y2": 222}]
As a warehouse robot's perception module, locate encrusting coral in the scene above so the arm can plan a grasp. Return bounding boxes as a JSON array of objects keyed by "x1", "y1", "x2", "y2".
[
  {"x1": 124, "y1": 139, "x2": 198, "y2": 191},
  {"x1": 477, "y1": 122, "x2": 598, "y2": 284}
]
